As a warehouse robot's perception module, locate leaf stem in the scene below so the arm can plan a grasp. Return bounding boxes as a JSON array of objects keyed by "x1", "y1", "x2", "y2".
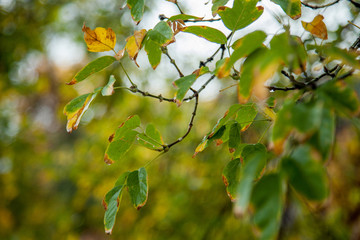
[{"x1": 119, "y1": 62, "x2": 136, "y2": 87}]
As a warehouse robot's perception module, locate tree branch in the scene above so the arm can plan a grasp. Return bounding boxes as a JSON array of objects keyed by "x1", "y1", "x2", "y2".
[
  {"x1": 301, "y1": 0, "x2": 340, "y2": 9},
  {"x1": 166, "y1": 88, "x2": 199, "y2": 149}
]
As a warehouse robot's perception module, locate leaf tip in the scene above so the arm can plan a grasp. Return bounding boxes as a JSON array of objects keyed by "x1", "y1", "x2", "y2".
[
  {"x1": 66, "y1": 79, "x2": 77, "y2": 85},
  {"x1": 104, "y1": 154, "x2": 114, "y2": 165}
]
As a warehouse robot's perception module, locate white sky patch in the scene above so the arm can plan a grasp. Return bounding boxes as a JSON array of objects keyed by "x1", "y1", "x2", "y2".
[{"x1": 47, "y1": 34, "x2": 86, "y2": 68}]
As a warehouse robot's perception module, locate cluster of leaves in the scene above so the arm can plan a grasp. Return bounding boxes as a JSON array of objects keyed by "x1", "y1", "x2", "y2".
[{"x1": 63, "y1": 0, "x2": 360, "y2": 238}]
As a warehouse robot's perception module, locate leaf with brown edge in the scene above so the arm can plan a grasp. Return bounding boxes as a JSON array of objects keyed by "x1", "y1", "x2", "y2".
[
  {"x1": 104, "y1": 115, "x2": 141, "y2": 164},
  {"x1": 125, "y1": 29, "x2": 147, "y2": 66},
  {"x1": 63, "y1": 92, "x2": 98, "y2": 133},
  {"x1": 82, "y1": 24, "x2": 116, "y2": 52},
  {"x1": 302, "y1": 15, "x2": 328, "y2": 40},
  {"x1": 223, "y1": 158, "x2": 241, "y2": 201},
  {"x1": 181, "y1": 26, "x2": 227, "y2": 44},
  {"x1": 103, "y1": 171, "x2": 130, "y2": 235},
  {"x1": 214, "y1": 58, "x2": 231, "y2": 79},
  {"x1": 66, "y1": 56, "x2": 116, "y2": 85},
  {"x1": 127, "y1": 0, "x2": 145, "y2": 24},
  {"x1": 127, "y1": 167, "x2": 148, "y2": 210}
]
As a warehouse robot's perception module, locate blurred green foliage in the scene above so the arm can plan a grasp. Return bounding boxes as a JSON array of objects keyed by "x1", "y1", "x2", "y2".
[{"x1": 1, "y1": 0, "x2": 360, "y2": 240}]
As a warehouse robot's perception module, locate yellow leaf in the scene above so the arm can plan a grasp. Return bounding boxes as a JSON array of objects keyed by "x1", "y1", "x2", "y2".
[
  {"x1": 82, "y1": 24, "x2": 116, "y2": 52},
  {"x1": 301, "y1": 15, "x2": 328, "y2": 40},
  {"x1": 125, "y1": 29, "x2": 147, "y2": 67}
]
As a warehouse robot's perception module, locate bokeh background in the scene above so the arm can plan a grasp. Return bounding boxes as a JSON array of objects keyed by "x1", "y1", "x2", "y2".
[{"x1": 1, "y1": 0, "x2": 360, "y2": 239}]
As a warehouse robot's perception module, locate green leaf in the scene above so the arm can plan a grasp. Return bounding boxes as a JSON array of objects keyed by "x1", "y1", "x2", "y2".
[
  {"x1": 102, "y1": 75, "x2": 116, "y2": 96},
  {"x1": 182, "y1": 26, "x2": 227, "y2": 44},
  {"x1": 228, "y1": 122, "x2": 241, "y2": 151},
  {"x1": 222, "y1": 158, "x2": 241, "y2": 200},
  {"x1": 282, "y1": 145, "x2": 328, "y2": 201},
  {"x1": 137, "y1": 124, "x2": 163, "y2": 150},
  {"x1": 235, "y1": 103, "x2": 258, "y2": 131},
  {"x1": 251, "y1": 173, "x2": 283, "y2": 240},
  {"x1": 67, "y1": 56, "x2": 116, "y2": 85},
  {"x1": 218, "y1": 0, "x2": 263, "y2": 31},
  {"x1": 145, "y1": 123, "x2": 163, "y2": 144},
  {"x1": 103, "y1": 172, "x2": 130, "y2": 235},
  {"x1": 173, "y1": 74, "x2": 197, "y2": 102},
  {"x1": 309, "y1": 108, "x2": 335, "y2": 161},
  {"x1": 214, "y1": 58, "x2": 231, "y2": 78},
  {"x1": 147, "y1": 21, "x2": 173, "y2": 46},
  {"x1": 231, "y1": 31, "x2": 266, "y2": 62},
  {"x1": 270, "y1": 33, "x2": 307, "y2": 74},
  {"x1": 212, "y1": 0, "x2": 230, "y2": 16},
  {"x1": 63, "y1": 92, "x2": 98, "y2": 133},
  {"x1": 127, "y1": 0, "x2": 145, "y2": 23},
  {"x1": 193, "y1": 104, "x2": 249, "y2": 156},
  {"x1": 271, "y1": 0, "x2": 301, "y2": 20},
  {"x1": 235, "y1": 151, "x2": 267, "y2": 216},
  {"x1": 104, "y1": 115, "x2": 141, "y2": 164},
  {"x1": 127, "y1": 167, "x2": 148, "y2": 209},
  {"x1": 168, "y1": 14, "x2": 203, "y2": 21},
  {"x1": 318, "y1": 81, "x2": 360, "y2": 116},
  {"x1": 271, "y1": 100, "x2": 322, "y2": 154},
  {"x1": 241, "y1": 143, "x2": 267, "y2": 177},
  {"x1": 238, "y1": 49, "x2": 263, "y2": 102},
  {"x1": 144, "y1": 38, "x2": 162, "y2": 69}
]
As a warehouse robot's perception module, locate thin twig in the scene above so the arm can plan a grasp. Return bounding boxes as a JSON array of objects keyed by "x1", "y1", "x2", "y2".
[
  {"x1": 199, "y1": 33, "x2": 232, "y2": 68},
  {"x1": 182, "y1": 18, "x2": 221, "y2": 23},
  {"x1": 124, "y1": 87, "x2": 176, "y2": 103},
  {"x1": 162, "y1": 47, "x2": 184, "y2": 77},
  {"x1": 166, "y1": 89, "x2": 199, "y2": 149},
  {"x1": 301, "y1": 0, "x2": 340, "y2": 9},
  {"x1": 183, "y1": 75, "x2": 216, "y2": 101},
  {"x1": 174, "y1": 1, "x2": 184, "y2": 14}
]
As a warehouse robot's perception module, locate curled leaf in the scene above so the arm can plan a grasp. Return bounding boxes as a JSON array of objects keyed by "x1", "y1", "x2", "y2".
[
  {"x1": 63, "y1": 92, "x2": 98, "y2": 133},
  {"x1": 102, "y1": 75, "x2": 116, "y2": 96},
  {"x1": 82, "y1": 24, "x2": 116, "y2": 52},
  {"x1": 301, "y1": 15, "x2": 328, "y2": 40},
  {"x1": 125, "y1": 29, "x2": 147, "y2": 66}
]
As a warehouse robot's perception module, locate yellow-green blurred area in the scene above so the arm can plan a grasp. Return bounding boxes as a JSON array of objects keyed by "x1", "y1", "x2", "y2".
[{"x1": 1, "y1": 0, "x2": 360, "y2": 239}]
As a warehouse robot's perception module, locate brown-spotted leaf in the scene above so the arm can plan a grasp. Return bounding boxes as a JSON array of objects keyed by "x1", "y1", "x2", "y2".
[
  {"x1": 302, "y1": 15, "x2": 328, "y2": 40},
  {"x1": 82, "y1": 24, "x2": 116, "y2": 52},
  {"x1": 125, "y1": 29, "x2": 147, "y2": 66}
]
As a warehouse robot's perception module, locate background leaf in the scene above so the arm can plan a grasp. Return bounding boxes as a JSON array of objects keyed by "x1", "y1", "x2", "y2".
[
  {"x1": 271, "y1": 0, "x2": 301, "y2": 20},
  {"x1": 251, "y1": 173, "x2": 283, "y2": 240},
  {"x1": 281, "y1": 145, "x2": 328, "y2": 201}
]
